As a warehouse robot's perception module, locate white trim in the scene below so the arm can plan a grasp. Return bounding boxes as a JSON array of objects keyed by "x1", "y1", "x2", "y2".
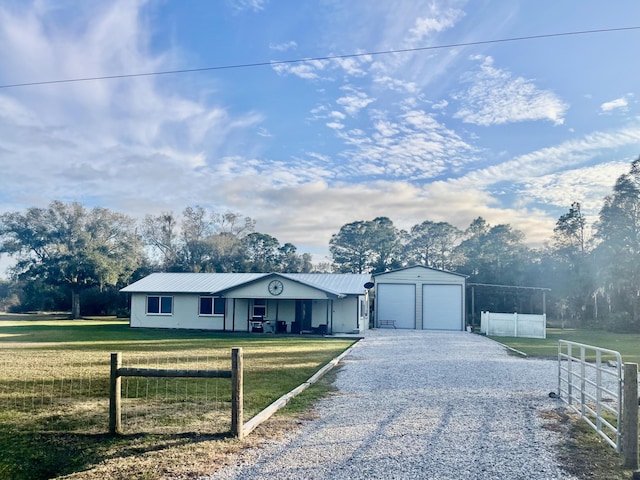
[
  {"x1": 146, "y1": 295, "x2": 173, "y2": 315},
  {"x1": 198, "y1": 296, "x2": 226, "y2": 317}
]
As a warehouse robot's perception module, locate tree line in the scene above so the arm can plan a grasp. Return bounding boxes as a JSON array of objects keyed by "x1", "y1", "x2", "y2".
[
  {"x1": 1, "y1": 157, "x2": 640, "y2": 332},
  {"x1": 0, "y1": 203, "x2": 314, "y2": 317}
]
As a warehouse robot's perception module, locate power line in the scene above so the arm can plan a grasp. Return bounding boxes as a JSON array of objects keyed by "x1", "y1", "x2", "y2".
[{"x1": 0, "y1": 26, "x2": 638, "y2": 89}]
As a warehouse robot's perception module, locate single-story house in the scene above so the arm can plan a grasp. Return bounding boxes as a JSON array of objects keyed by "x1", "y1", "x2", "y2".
[
  {"x1": 374, "y1": 265, "x2": 467, "y2": 330},
  {"x1": 121, "y1": 272, "x2": 372, "y2": 335}
]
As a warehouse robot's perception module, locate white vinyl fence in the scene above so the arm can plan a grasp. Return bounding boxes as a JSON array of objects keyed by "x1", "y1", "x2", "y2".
[{"x1": 480, "y1": 311, "x2": 546, "y2": 339}]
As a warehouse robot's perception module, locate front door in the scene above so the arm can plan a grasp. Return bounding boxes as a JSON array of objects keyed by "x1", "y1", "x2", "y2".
[{"x1": 295, "y1": 300, "x2": 313, "y2": 332}]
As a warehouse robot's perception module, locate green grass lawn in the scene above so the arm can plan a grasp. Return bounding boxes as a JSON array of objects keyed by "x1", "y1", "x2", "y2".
[
  {"x1": 489, "y1": 328, "x2": 640, "y2": 364},
  {"x1": 0, "y1": 314, "x2": 356, "y2": 479}
]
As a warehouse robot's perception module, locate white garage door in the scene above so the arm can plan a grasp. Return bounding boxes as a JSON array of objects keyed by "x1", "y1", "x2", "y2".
[
  {"x1": 377, "y1": 284, "x2": 415, "y2": 329},
  {"x1": 423, "y1": 284, "x2": 463, "y2": 330}
]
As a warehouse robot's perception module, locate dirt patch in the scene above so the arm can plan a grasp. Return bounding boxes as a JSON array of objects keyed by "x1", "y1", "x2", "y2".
[
  {"x1": 541, "y1": 408, "x2": 636, "y2": 480},
  {"x1": 56, "y1": 414, "x2": 306, "y2": 480}
]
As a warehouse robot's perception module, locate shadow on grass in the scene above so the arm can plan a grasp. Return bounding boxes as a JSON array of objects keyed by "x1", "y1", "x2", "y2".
[{"x1": 0, "y1": 424, "x2": 231, "y2": 480}]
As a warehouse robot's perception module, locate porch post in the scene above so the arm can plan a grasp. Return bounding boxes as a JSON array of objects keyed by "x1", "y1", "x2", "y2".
[
  {"x1": 326, "y1": 300, "x2": 330, "y2": 334},
  {"x1": 471, "y1": 285, "x2": 475, "y2": 327},
  {"x1": 330, "y1": 299, "x2": 334, "y2": 334}
]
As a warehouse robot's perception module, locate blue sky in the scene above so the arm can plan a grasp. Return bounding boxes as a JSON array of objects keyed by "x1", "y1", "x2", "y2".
[{"x1": 0, "y1": 0, "x2": 639, "y2": 270}]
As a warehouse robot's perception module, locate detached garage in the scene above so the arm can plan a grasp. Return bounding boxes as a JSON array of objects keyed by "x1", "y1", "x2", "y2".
[{"x1": 374, "y1": 266, "x2": 467, "y2": 331}]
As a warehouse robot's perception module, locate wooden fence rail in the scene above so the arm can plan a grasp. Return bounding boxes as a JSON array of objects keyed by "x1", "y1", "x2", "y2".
[{"x1": 109, "y1": 348, "x2": 243, "y2": 438}]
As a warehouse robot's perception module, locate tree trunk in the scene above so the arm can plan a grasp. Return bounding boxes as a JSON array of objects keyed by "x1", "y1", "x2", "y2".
[{"x1": 71, "y1": 290, "x2": 81, "y2": 319}]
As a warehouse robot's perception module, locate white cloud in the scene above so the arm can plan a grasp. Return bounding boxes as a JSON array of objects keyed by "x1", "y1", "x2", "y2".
[
  {"x1": 228, "y1": 0, "x2": 267, "y2": 12},
  {"x1": 327, "y1": 108, "x2": 478, "y2": 180},
  {"x1": 453, "y1": 56, "x2": 569, "y2": 126},
  {"x1": 257, "y1": 127, "x2": 272, "y2": 137},
  {"x1": 1, "y1": 0, "x2": 637, "y2": 265},
  {"x1": 271, "y1": 59, "x2": 328, "y2": 80},
  {"x1": 330, "y1": 54, "x2": 372, "y2": 77},
  {"x1": 271, "y1": 55, "x2": 372, "y2": 80},
  {"x1": 230, "y1": 177, "x2": 558, "y2": 255},
  {"x1": 373, "y1": 75, "x2": 419, "y2": 93},
  {"x1": 516, "y1": 161, "x2": 630, "y2": 214},
  {"x1": 406, "y1": 6, "x2": 465, "y2": 45},
  {"x1": 431, "y1": 99, "x2": 448, "y2": 110},
  {"x1": 457, "y1": 125, "x2": 640, "y2": 188},
  {"x1": 600, "y1": 96, "x2": 629, "y2": 113},
  {"x1": 269, "y1": 40, "x2": 297, "y2": 51},
  {"x1": 326, "y1": 121, "x2": 345, "y2": 130},
  {"x1": 0, "y1": 1, "x2": 265, "y2": 215},
  {"x1": 336, "y1": 87, "x2": 375, "y2": 116}
]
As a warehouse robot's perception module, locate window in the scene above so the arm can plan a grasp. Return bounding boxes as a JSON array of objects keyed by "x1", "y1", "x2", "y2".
[
  {"x1": 147, "y1": 295, "x2": 173, "y2": 315},
  {"x1": 253, "y1": 299, "x2": 267, "y2": 318},
  {"x1": 200, "y1": 296, "x2": 225, "y2": 316}
]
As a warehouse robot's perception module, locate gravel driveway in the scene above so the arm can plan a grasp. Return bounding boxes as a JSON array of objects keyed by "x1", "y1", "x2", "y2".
[{"x1": 206, "y1": 330, "x2": 575, "y2": 480}]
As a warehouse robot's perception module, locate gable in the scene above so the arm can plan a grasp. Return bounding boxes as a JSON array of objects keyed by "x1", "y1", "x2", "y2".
[
  {"x1": 218, "y1": 276, "x2": 335, "y2": 300},
  {"x1": 374, "y1": 265, "x2": 466, "y2": 284}
]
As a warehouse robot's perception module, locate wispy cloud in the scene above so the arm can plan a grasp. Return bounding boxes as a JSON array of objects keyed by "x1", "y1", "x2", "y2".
[
  {"x1": 431, "y1": 99, "x2": 449, "y2": 110},
  {"x1": 1, "y1": 0, "x2": 637, "y2": 262},
  {"x1": 373, "y1": 75, "x2": 419, "y2": 93},
  {"x1": 406, "y1": 6, "x2": 465, "y2": 45},
  {"x1": 600, "y1": 96, "x2": 630, "y2": 113},
  {"x1": 453, "y1": 55, "x2": 568, "y2": 126},
  {"x1": 456, "y1": 124, "x2": 640, "y2": 188},
  {"x1": 0, "y1": 1, "x2": 265, "y2": 214},
  {"x1": 327, "y1": 108, "x2": 478, "y2": 180},
  {"x1": 227, "y1": 0, "x2": 267, "y2": 13},
  {"x1": 271, "y1": 55, "x2": 372, "y2": 80},
  {"x1": 271, "y1": 59, "x2": 328, "y2": 80},
  {"x1": 269, "y1": 40, "x2": 297, "y2": 51},
  {"x1": 516, "y1": 161, "x2": 630, "y2": 214},
  {"x1": 336, "y1": 87, "x2": 375, "y2": 116}
]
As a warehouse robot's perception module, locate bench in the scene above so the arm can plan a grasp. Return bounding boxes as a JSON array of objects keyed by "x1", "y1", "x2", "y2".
[{"x1": 378, "y1": 319, "x2": 396, "y2": 329}]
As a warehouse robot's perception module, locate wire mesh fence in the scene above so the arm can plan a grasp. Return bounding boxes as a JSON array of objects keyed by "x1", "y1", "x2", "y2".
[
  {"x1": 118, "y1": 354, "x2": 232, "y2": 434},
  {"x1": 0, "y1": 350, "x2": 231, "y2": 435}
]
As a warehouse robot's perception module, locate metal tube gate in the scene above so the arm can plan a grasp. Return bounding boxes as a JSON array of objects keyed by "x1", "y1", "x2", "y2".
[{"x1": 557, "y1": 340, "x2": 622, "y2": 451}]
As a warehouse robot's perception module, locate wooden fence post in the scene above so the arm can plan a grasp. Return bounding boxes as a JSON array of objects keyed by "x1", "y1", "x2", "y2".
[
  {"x1": 623, "y1": 363, "x2": 638, "y2": 470},
  {"x1": 231, "y1": 347, "x2": 244, "y2": 439},
  {"x1": 109, "y1": 352, "x2": 122, "y2": 435}
]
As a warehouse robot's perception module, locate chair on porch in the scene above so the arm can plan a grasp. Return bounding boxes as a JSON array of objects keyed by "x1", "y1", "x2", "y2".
[{"x1": 250, "y1": 316, "x2": 264, "y2": 333}]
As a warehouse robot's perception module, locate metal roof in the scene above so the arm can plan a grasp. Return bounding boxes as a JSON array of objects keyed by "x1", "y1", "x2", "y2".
[
  {"x1": 121, "y1": 272, "x2": 372, "y2": 296},
  {"x1": 120, "y1": 273, "x2": 266, "y2": 293}
]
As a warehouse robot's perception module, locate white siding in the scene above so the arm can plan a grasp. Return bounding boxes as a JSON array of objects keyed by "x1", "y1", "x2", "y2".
[
  {"x1": 129, "y1": 292, "x2": 367, "y2": 334},
  {"x1": 222, "y1": 278, "x2": 330, "y2": 300},
  {"x1": 130, "y1": 293, "x2": 226, "y2": 330},
  {"x1": 375, "y1": 266, "x2": 466, "y2": 330},
  {"x1": 331, "y1": 296, "x2": 364, "y2": 333}
]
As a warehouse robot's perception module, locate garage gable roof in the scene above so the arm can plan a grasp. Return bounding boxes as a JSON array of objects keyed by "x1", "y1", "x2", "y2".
[
  {"x1": 372, "y1": 265, "x2": 468, "y2": 278},
  {"x1": 121, "y1": 272, "x2": 372, "y2": 296}
]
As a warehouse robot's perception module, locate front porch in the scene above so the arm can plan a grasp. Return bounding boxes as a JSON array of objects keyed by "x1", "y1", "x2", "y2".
[{"x1": 243, "y1": 297, "x2": 333, "y2": 335}]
